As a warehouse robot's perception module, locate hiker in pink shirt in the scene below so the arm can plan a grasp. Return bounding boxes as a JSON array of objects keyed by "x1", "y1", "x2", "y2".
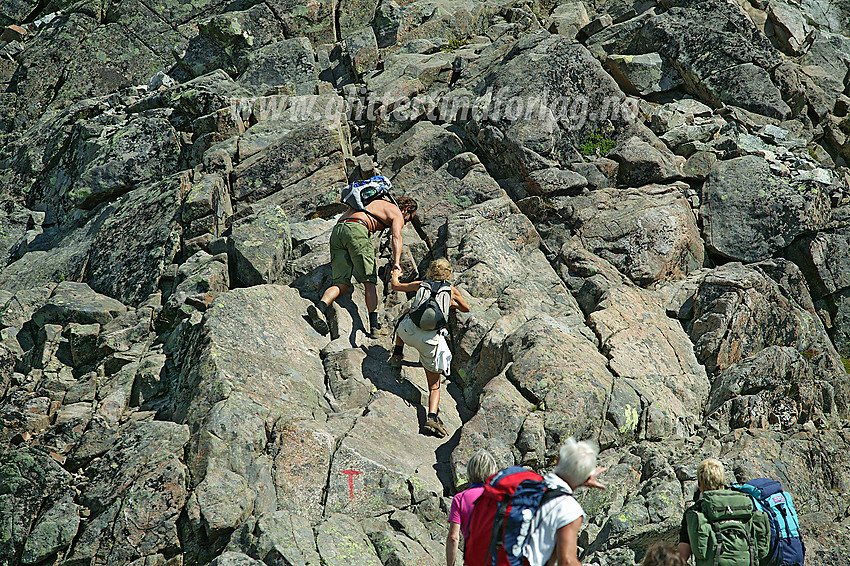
[{"x1": 447, "y1": 450, "x2": 498, "y2": 566}]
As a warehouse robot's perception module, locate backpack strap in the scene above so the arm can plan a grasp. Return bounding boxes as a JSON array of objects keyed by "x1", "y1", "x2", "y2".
[
  {"x1": 540, "y1": 488, "x2": 570, "y2": 506},
  {"x1": 486, "y1": 500, "x2": 509, "y2": 566},
  {"x1": 745, "y1": 521, "x2": 757, "y2": 566},
  {"x1": 362, "y1": 209, "x2": 389, "y2": 231}
]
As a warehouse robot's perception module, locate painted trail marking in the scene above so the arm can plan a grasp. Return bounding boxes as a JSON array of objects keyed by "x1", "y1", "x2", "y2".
[{"x1": 341, "y1": 470, "x2": 362, "y2": 499}]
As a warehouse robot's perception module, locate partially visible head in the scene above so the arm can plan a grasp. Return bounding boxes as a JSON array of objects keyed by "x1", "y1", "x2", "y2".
[
  {"x1": 397, "y1": 196, "x2": 418, "y2": 222},
  {"x1": 641, "y1": 542, "x2": 684, "y2": 566},
  {"x1": 697, "y1": 458, "x2": 725, "y2": 492},
  {"x1": 555, "y1": 437, "x2": 598, "y2": 488},
  {"x1": 426, "y1": 258, "x2": 453, "y2": 281},
  {"x1": 467, "y1": 449, "x2": 497, "y2": 484}
]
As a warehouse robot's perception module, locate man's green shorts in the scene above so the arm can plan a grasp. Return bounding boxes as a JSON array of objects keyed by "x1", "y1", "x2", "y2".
[{"x1": 330, "y1": 221, "x2": 377, "y2": 285}]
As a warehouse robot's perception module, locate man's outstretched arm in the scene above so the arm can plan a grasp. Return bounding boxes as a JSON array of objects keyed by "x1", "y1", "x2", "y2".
[{"x1": 390, "y1": 207, "x2": 405, "y2": 271}]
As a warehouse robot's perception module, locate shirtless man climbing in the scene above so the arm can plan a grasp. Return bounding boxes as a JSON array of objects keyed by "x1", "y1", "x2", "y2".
[{"x1": 307, "y1": 194, "x2": 418, "y2": 338}]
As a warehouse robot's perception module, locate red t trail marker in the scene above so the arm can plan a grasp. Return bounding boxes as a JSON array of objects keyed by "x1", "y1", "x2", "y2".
[{"x1": 341, "y1": 470, "x2": 362, "y2": 500}]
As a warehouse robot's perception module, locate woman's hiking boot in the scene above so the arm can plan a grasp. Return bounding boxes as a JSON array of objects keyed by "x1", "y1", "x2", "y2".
[
  {"x1": 307, "y1": 304, "x2": 329, "y2": 336},
  {"x1": 423, "y1": 413, "x2": 448, "y2": 438}
]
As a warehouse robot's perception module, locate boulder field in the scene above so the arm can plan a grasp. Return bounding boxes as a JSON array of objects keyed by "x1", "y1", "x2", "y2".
[{"x1": 1, "y1": 0, "x2": 850, "y2": 565}]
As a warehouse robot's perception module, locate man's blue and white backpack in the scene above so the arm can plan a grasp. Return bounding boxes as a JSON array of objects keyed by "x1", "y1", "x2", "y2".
[
  {"x1": 732, "y1": 479, "x2": 805, "y2": 566},
  {"x1": 340, "y1": 175, "x2": 397, "y2": 211}
]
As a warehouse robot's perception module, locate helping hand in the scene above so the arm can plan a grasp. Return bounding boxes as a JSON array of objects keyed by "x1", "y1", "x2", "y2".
[{"x1": 582, "y1": 466, "x2": 607, "y2": 490}]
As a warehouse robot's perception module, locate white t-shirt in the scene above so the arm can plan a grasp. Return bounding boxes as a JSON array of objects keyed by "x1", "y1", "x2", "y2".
[{"x1": 522, "y1": 473, "x2": 585, "y2": 566}]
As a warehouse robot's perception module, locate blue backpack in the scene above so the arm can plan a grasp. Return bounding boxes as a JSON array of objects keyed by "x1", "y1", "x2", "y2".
[{"x1": 732, "y1": 479, "x2": 805, "y2": 566}]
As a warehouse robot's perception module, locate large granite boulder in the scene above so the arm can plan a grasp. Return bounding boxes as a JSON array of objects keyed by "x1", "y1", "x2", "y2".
[
  {"x1": 238, "y1": 37, "x2": 320, "y2": 96},
  {"x1": 36, "y1": 109, "x2": 181, "y2": 212},
  {"x1": 592, "y1": 0, "x2": 791, "y2": 119},
  {"x1": 0, "y1": 447, "x2": 80, "y2": 564},
  {"x1": 373, "y1": 0, "x2": 493, "y2": 49},
  {"x1": 84, "y1": 173, "x2": 185, "y2": 306},
  {"x1": 533, "y1": 183, "x2": 703, "y2": 286},
  {"x1": 786, "y1": 223, "x2": 850, "y2": 358},
  {"x1": 461, "y1": 31, "x2": 632, "y2": 175},
  {"x1": 376, "y1": 122, "x2": 503, "y2": 247},
  {"x1": 266, "y1": 0, "x2": 337, "y2": 45},
  {"x1": 706, "y1": 345, "x2": 843, "y2": 433},
  {"x1": 164, "y1": 285, "x2": 328, "y2": 553},
  {"x1": 6, "y1": 13, "x2": 99, "y2": 129},
  {"x1": 228, "y1": 205, "x2": 293, "y2": 287},
  {"x1": 32, "y1": 281, "x2": 127, "y2": 327},
  {"x1": 376, "y1": 121, "x2": 465, "y2": 184},
  {"x1": 687, "y1": 260, "x2": 847, "y2": 398},
  {"x1": 68, "y1": 421, "x2": 190, "y2": 565},
  {"x1": 178, "y1": 5, "x2": 287, "y2": 78},
  {"x1": 701, "y1": 156, "x2": 831, "y2": 262},
  {"x1": 229, "y1": 94, "x2": 350, "y2": 220},
  {"x1": 607, "y1": 136, "x2": 682, "y2": 187},
  {"x1": 560, "y1": 243, "x2": 709, "y2": 443}
]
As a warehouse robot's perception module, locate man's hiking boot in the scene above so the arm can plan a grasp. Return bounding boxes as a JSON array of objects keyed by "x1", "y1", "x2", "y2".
[
  {"x1": 389, "y1": 353, "x2": 403, "y2": 368},
  {"x1": 368, "y1": 323, "x2": 389, "y2": 339},
  {"x1": 307, "y1": 304, "x2": 329, "y2": 336},
  {"x1": 423, "y1": 414, "x2": 448, "y2": 438}
]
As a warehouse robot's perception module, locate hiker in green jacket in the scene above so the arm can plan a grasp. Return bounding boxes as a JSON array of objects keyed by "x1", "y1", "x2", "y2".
[
  {"x1": 678, "y1": 458, "x2": 770, "y2": 566},
  {"x1": 308, "y1": 195, "x2": 418, "y2": 339}
]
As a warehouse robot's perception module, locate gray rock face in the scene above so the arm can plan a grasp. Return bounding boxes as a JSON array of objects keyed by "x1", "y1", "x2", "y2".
[
  {"x1": 346, "y1": 27, "x2": 380, "y2": 79},
  {"x1": 84, "y1": 173, "x2": 184, "y2": 306},
  {"x1": 461, "y1": 31, "x2": 631, "y2": 174},
  {"x1": 597, "y1": 0, "x2": 790, "y2": 119},
  {"x1": 229, "y1": 96, "x2": 350, "y2": 219},
  {"x1": 266, "y1": 0, "x2": 337, "y2": 45},
  {"x1": 605, "y1": 52, "x2": 682, "y2": 97},
  {"x1": 227, "y1": 509, "x2": 322, "y2": 565},
  {"x1": 228, "y1": 206, "x2": 292, "y2": 287},
  {"x1": 702, "y1": 156, "x2": 831, "y2": 262},
  {"x1": 163, "y1": 284, "x2": 328, "y2": 556},
  {"x1": 165, "y1": 251, "x2": 230, "y2": 318},
  {"x1": 315, "y1": 514, "x2": 382, "y2": 566},
  {"x1": 786, "y1": 228, "x2": 850, "y2": 358},
  {"x1": 535, "y1": 184, "x2": 704, "y2": 286},
  {"x1": 0, "y1": 447, "x2": 79, "y2": 564},
  {"x1": 38, "y1": 110, "x2": 181, "y2": 212},
  {"x1": 209, "y1": 552, "x2": 267, "y2": 566},
  {"x1": 238, "y1": 37, "x2": 320, "y2": 96},
  {"x1": 69, "y1": 421, "x2": 190, "y2": 565},
  {"x1": 33, "y1": 281, "x2": 127, "y2": 327},
  {"x1": 4, "y1": 0, "x2": 850, "y2": 563},
  {"x1": 688, "y1": 260, "x2": 844, "y2": 382},
  {"x1": 608, "y1": 136, "x2": 682, "y2": 187},
  {"x1": 706, "y1": 346, "x2": 838, "y2": 432},
  {"x1": 547, "y1": 1, "x2": 590, "y2": 38}
]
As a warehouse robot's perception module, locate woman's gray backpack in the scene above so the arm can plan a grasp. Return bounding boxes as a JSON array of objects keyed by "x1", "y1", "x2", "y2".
[{"x1": 409, "y1": 280, "x2": 452, "y2": 331}]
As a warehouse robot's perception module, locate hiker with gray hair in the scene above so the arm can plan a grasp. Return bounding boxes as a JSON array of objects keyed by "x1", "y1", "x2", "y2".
[
  {"x1": 447, "y1": 449, "x2": 498, "y2": 566},
  {"x1": 523, "y1": 438, "x2": 606, "y2": 566}
]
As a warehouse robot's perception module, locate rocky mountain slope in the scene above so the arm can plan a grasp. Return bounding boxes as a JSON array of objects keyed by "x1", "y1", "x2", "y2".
[{"x1": 1, "y1": 0, "x2": 850, "y2": 565}]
